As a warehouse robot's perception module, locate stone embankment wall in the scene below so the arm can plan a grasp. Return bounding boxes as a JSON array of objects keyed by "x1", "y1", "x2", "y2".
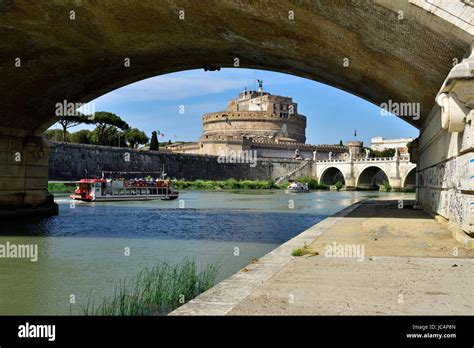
[{"x1": 48, "y1": 142, "x2": 312, "y2": 181}]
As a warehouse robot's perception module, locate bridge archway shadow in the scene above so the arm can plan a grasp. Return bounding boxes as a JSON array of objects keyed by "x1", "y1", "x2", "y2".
[
  {"x1": 403, "y1": 167, "x2": 416, "y2": 190},
  {"x1": 356, "y1": 166, "x2": 389, "y2": 190},
  {"x1": 339, "y1": 199, "x2": 433, "y2": 220},
  {"x1": 320, "y1": 167, "x2": 345, "y2": 186}
]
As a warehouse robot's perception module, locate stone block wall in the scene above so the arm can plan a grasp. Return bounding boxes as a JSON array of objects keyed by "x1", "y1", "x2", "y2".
[{"x1": 47, "y1": 142, "x2": 311, "y2": 182}]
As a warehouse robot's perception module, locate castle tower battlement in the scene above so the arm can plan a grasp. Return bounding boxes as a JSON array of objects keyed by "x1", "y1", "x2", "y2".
[{"x1": 200, "y1": 84, "x2": 306, "y2": 144}]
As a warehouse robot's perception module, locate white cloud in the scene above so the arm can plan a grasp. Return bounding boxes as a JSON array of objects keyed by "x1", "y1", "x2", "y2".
[
  {"x1": 89, "y1": 70, "x2": 253, "y2": 105},
  {"x1": 79, "y1": 68, "x2": 301, "y2": 111}
]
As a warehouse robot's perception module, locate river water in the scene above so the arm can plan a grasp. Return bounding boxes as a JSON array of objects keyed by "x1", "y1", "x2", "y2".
[{"x1": 0, "y1": 190, "x2": 406, "y2": 315}]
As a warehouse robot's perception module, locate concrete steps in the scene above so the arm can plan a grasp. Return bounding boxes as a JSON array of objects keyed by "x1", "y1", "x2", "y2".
[{"x1": 275, "y1": 160, "x2": 311, "y2": 185}]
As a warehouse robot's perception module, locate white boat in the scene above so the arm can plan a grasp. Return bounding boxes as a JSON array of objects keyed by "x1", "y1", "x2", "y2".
[{"x1": 285, "y1": 181, "x2": 309, "y2": 193}]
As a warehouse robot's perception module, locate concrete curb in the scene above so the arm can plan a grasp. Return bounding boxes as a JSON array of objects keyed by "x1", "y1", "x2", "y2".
[
  {"x1": 434, "y1": 215, "x2": 474, "y2": 250},
  {"x1": 169, "y1": 200, "x2": 365, "y2": 316},
  {"x1": 448, "y1": 222, "x2": 474, "y2": 250}
]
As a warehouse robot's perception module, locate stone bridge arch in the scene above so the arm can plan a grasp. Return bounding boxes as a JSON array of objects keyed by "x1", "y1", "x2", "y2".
[
  {"x1": 319, "y1": 167, "x2": 346, "y2": 186},
  {"x1": 1, "y1": 0, "x2": 471, "y2": 134},
  {"x1": 355, "y1": 165, "x2": 390, "y2": 190},
  {"x1": 0, "y1": 1, "x2": 472, "y2": 219},
  {"x1": 402, "y1": 166, "x2": 417, "y2": 189}
]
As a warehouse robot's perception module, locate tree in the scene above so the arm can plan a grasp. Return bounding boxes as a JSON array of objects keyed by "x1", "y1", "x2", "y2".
[
  {"x1": 90, "y1": 127, "x2": 126, "y2": 147},
  {"x1": 371, "y1": 148, "x2": 396, "y2": 158},
  {"x1": 339, "y1": 140, "x2": 343, "y2": 146},
  {"x1": 44, "y1": 129, "x2": 66, "y2": 142},
  {"x1": 69, "y1": 129, "x2": 93, "y2": 144},
  {"x1": 56, "y1": 114, "x2": 92, "y2": 141},
  {"x1": 124, "y1": 128, "x2": 149, "y2": 148},
  {"x1": 150, "y1": 131, "x2": 159, "y2": 151},
  {"x1": 91, "y1": 112, "x2": 129, "y2": 145}
]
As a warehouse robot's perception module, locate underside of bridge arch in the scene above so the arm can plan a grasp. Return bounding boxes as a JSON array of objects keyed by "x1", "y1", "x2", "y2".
[
  {"x1": 0, "y1": 1, "x2": 472, "y2": 218},
  {"x1": 320, "y1": 167, "x2": 345, "y2": 186},
  {"x1": 403, "y1": 168, "x2": 417, "y2": 190},
  {"x1": 356, "y1": 166, "x2": 389, "y2": 190},
  {"x1": 0, "y1": 0, "x2": 471, "y2": 134}
]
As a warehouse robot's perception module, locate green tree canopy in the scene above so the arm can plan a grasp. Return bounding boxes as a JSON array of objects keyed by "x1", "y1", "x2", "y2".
[
  {"x1": 124, "y1": 128, "x2": 149, "y2": 148},
  {"x1": 44, "y1": 129, "x2": 66, "y2": 142},
  {"x1": 91, "y1": 112, "x2": 129, "y2": 145},
  {"x1": 69, "y1": 129, "x2": 93, "y2": 144},
  {"x1": 370, "y1": 148, "x2": 396, "y2": 158},
  {"x1": 150, "y1": 131, "x2": 159, "y2": 151},
  {"x1": 56, "y1": 113, "x2": 93, "y2": 141}
]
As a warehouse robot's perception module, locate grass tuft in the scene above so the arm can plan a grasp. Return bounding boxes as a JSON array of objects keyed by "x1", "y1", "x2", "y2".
[
  {"x1": 79, "y1": 259, "x2": 219, "y2": 316},
  {"x1": 291, "y1": 243, "x2": 319, "y2": 257}
]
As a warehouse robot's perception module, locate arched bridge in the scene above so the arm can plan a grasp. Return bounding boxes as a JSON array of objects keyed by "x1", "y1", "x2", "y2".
[{"x1": 315, "y1": 156, "x2": 416, "y2": 190}]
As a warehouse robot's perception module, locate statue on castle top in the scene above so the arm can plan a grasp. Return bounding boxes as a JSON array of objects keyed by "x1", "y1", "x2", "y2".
[
  {"x1": 328, "y1": 151, "x2": 333, "y2": 160},
  {"x1": 313, "y1": 149, "x2": 317, "y2": 161}
]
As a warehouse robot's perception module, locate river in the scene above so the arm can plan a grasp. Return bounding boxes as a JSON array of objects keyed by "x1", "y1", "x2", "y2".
[{"x1": 0, "y1": 189, "x2": 408, "y2": 315}]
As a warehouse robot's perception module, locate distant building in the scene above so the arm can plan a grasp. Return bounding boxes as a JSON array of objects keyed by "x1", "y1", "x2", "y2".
[
  {"x1": 370, "y1": 136, "x2": 414, "y2": 154},
  {"x1": 166, "y1": 83, "x2": 348, "y2": 160}
]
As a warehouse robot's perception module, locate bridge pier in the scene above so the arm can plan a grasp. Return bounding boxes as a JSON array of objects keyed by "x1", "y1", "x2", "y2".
[
  {"x1": 0, "y1": 129, "x2": 58, "y2": 217},
  {"x1": 345, "y1": 176, "x2": 356, "y2": 189},
  {"x1": 388, "y1": 178, "x2": 402, "y2": 190},
  {"x1": 416, "y1": 43, "x2": 474, "y2": 238}
]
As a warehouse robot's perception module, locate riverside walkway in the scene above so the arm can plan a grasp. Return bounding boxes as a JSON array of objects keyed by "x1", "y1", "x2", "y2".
[{"x1": 171, "y1": 197, "x2": 474, "y2": 315}]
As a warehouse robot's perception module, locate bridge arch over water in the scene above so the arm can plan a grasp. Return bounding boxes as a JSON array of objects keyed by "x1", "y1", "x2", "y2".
[
  {"x1": 319, "y1": 167, "x2": 345, "y2": 186},
  {"x1": 402, "y1": 167, "x2": 417, "y2": 190},
  {"x1": 356, "y1": 165, "x2": 390, "y2": 190},
  {"x1": 0, "y1": 1, "x2": 473, "y2": 237}
]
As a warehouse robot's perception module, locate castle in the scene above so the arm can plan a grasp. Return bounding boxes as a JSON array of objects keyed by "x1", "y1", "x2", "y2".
[{"x1": 166, "y1": 82, "x2": 354, "y2": 160}]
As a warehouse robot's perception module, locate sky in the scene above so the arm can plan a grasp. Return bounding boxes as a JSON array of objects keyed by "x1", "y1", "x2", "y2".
[{"x1": 58, "y1": 68, "x2": 419, "y2": 146}]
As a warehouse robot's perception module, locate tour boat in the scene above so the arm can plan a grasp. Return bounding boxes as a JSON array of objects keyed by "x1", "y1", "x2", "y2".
[
  {"x1": 285, "y1": 181, "x2": 309, "y2": 193},
  {"x1": 70, "y1": 173, "x2": 179, "y2": 202}
]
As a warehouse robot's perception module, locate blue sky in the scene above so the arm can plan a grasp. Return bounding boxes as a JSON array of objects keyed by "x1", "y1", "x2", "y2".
[{"x1": 62, "y1": 68, "x2": 419, "y2": 146}]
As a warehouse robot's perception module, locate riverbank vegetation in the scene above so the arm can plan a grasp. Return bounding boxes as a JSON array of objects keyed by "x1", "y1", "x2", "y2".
[
  {"x1": 173, "y1": 178, "x2": 280, "y2": 190},
  {"x1": 48, "y1": 178, "x2": 414, "y2": 193},
  {"x1": 173, "y1": 176, "x2": 328, "y2": 190},
  {"x1": 80, "y1": 259, "x2": 219, "y2": 316},
  {"x1": 48, "y1": 182, "x2": 75, "y2": 193}
]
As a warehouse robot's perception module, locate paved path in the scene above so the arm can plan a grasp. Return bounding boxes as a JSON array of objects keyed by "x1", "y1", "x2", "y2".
[{"x1": 172, "y1": 198, "x2": 474, "y2": 315}]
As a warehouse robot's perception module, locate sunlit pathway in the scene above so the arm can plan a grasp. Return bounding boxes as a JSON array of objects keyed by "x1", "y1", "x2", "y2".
[
  {"x1": 172, "y1": 198, "x2": 474, "y2": 315},
  {"x1": 228, "y1": 199, "x2": 474, "y2": 315}
]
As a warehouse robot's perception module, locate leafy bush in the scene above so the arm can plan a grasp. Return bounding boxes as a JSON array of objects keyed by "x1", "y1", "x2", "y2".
[
  {"x1": 223, "y1": 178, "x2": 239, "y2": 189},
  {"x1": 335, "y1": 181, "x2": 343, "y2": 191},
  {"x1": 381, "y1": 181, "x2": 392, "y2": 192},
  {"x1": 48, "y1": 183, "x2": 75, "y2": 193},
  {"x1": 240, "y1": 180, "x2": 258, "y2": 189},
  {"x1": 296, "y1": 176, "x2": 319, "y2": 189},
  {"x1": 263, "y1": 179, "x2": 276, "y2": 189}
]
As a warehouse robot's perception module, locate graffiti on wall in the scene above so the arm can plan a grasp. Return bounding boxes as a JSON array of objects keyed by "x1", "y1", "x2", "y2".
[{"x1": 418, "y1": 153, "x2": 474, "y2": 231}]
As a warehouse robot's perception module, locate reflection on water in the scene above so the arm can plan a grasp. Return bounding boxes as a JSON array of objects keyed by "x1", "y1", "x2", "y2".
[{"x1": 0, "y1": 190, "x2": 405, "y2": 315}]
